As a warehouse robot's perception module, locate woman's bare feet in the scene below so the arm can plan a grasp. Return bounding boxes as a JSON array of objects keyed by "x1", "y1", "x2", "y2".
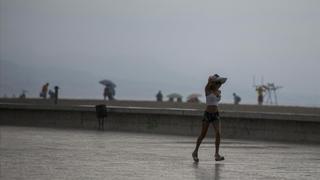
[
  {"x1": 192, "y1": 152, "x2": 199, "y2": 162},
  {"x1": 215, "y1": 154, "x2": 225, "y2": 161}
]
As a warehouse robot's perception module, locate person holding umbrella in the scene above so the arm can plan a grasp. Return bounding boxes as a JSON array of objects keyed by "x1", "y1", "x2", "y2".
[
  {"x1": 100, "y1": 80, "x2": 116, "y2": 100},
  {"x1": 192, "y1": 74, "x2": 227, "y2": 162}
]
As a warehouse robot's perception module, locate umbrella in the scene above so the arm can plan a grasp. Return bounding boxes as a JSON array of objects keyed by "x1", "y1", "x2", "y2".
[
  {"x1": 99, "y1": 79, "x2": 116, "y2": 88},
  {"x1": 187, "y1": 93, "x2": 202, "y2": 100},
  {"x1": 167, "y1": 93, "x2": 183, "y2": 98}
]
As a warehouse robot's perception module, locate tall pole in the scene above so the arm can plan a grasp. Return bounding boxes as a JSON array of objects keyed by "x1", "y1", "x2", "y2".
[{"x1": 274, "y1": 90, "x2": 278, "y2": 105}]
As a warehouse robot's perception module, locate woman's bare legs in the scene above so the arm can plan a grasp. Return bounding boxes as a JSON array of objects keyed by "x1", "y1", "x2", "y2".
[
  {"x1": 193, "y1": 121, "x2": 210, "y2": 161},
  {"x1": 212, "y1": 121, "x2": 224, "y2": 161}
]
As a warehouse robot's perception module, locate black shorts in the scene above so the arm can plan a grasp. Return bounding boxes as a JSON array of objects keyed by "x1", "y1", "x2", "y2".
[{"x1": 203, "y1": 111, "x2": 220, "y2": 123}]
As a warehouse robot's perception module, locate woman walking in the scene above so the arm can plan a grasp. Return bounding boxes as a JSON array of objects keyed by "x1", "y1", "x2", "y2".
[{"x1": 192, "y1": 74, "x2": 227, "y2": 162}]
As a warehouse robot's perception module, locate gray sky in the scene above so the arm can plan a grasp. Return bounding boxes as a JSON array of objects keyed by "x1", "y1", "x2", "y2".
[{"x1": 1, "y1": 0, "x2": 320, "y2": 106}]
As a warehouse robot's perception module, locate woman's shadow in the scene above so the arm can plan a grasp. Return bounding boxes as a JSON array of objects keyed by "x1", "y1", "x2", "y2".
[{"x1": 192, "y1": 162, "x2": 224, "y2": 180}]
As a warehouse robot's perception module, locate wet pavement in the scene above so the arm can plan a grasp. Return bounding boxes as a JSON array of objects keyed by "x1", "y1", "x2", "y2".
[{"x1": 0, "y1": 126, "x2": 319, "y2": 180}]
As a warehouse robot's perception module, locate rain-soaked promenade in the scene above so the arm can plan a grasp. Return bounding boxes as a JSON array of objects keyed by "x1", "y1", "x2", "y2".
[{"x1": 1, "y1": 126, "x2": 320, "y2": 180}]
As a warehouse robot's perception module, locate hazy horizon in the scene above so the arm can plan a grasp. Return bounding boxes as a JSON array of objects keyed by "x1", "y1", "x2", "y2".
[{"x1": 1, "y1": 0, "x2": 320, "y2": 107}]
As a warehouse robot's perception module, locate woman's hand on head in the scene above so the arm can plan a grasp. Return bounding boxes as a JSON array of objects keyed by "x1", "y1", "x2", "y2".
[{"x1": 217, "y1": 90, "x2": 221, "y2": 97}]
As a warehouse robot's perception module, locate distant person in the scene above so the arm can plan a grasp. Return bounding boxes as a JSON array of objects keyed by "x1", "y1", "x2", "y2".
[
  {"x1": 233, "y1": 93, "x2": 241, "y2": 105},
  {"x1": 192, "y1": 74, "x2": 227, "y2": 162},
  {"x1": 19, "y1": 92, "x2": 26, "y2": 99},
  {"x1": 256, "y1": 86, "x2": 265, "y2": 105},
  {"x1": 40, "y1": 83, "x2": 49, "y2": 99},
  {"x1": 54, "y1": 86, "x2": 59, "y2": 104},
  {"x1": 156, "y1": 91, "x2": 163, "y2": 102}
]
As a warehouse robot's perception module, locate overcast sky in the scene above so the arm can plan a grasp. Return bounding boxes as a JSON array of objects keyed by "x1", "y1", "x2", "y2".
[{"x1": 1, "y1": 0, "x2": 320, "y2": 106}]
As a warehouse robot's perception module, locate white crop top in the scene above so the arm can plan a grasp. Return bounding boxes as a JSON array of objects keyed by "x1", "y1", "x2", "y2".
[{"x1": 206, "y1": 93, "x2": 221, "y2": 106}]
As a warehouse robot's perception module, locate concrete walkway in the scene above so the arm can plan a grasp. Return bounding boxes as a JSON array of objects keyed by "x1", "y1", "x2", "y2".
[{"x1": 1, "y1": 126, "x2": 319, "y2": 180}]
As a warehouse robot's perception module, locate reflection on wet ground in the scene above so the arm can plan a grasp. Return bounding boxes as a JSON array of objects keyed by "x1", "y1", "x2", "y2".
[{"x1": 1, "y1": 126, "x2": 319, "y2": 180}]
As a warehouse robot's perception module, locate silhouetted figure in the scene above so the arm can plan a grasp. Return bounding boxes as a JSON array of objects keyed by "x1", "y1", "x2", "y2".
[
  {"x1": 156, "y1": 91, "x2": 163, "y2": 102},
  {"x1": 95, "y1": 104, "x2": 107, "y2": 130},
  {"x1": 19, "y1": 92, "x2": 26, "y2": 99},
  {"x1": 233, "y1": 93, "x2": 241, "y2": 105},
  {"x1": 54, "y1": 86, "x2": 59, "y2": 104},
  {"x1": 40, "y1": 83, "x2": 49, "y2": 99}
]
